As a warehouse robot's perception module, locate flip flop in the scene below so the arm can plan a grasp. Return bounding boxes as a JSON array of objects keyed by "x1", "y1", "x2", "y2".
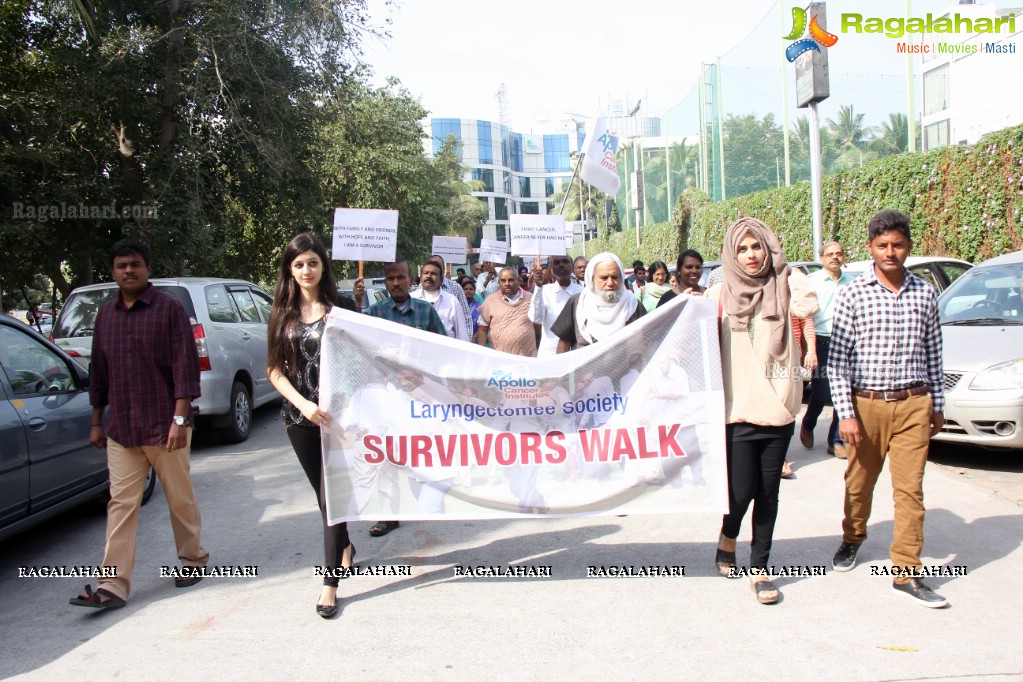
[
  {"x1": 369, "y1": 521, "x2": 399, "y2": 537},
  {"x1": 752, "y1": 579, "x2": 780, "y2": 605},
  {"x1": 70, "y1": 584, "x2": 126, "y2": 610}
]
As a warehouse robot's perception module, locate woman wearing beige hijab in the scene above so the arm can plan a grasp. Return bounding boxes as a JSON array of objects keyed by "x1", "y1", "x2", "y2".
[{"x1": 706, "y1": 217, "x2": 817, "y2": 604}]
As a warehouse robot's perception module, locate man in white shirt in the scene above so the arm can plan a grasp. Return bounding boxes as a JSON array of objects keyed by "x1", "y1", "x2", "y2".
[
  {"x1": 572, "y1": 256, "x2": 588, "y2": 287},
  {"x1": 410, "y1": 261, "x2": 470, "y2": 341},
  {"x1": 800, "y1": 241, "x2": 857, "y2": 459},
  {"x1": 410, "y1": 254, "x2": 473, "y2": 335},
  {"x1": 475, "y1": 261, "x2": 501, "y2": 298},
  {"x1": 528, "y1": 254, "x2": 583, "y2": 357}
]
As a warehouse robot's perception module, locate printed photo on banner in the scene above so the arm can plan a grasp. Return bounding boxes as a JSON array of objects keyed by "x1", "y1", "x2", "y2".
[
  {"x1": 479, "y1": 238, "x2": 509, "y2": 265},
  {"x1": 510, "y1": 214, "x2": 568, "y2": 257},
  {"x1": 332, "y1": 208, "x2": 399, "y2": 262},
  {"x1": 318, "y1": 296, "x2": 728, "y2": 524},
  {"x1": 431, "y1": 235, "x2": 469, "y2": 267}
]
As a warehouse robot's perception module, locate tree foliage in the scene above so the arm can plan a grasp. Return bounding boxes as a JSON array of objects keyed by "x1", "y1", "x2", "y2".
[
  {"x1": 722, "y1": 113, "x2": 785, "y2": 198},
  {"x1": 1, "y1": 0, "x2": 474, "y2": 302}
]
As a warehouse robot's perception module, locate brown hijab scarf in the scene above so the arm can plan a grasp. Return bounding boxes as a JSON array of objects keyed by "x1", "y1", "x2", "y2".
[{"x1": 718, "y1": 217, "x2": 790, "y2": 365}]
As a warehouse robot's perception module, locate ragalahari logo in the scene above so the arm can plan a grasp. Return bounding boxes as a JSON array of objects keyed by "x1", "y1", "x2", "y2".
[{"x1": 783, "y1": 6, "x2": 839, "y2": 62}]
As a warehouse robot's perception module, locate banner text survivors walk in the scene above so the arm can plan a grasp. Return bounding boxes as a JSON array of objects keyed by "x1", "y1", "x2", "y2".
[{"x1": 361, "y1": 425, "x2": 690, "y2": 467}]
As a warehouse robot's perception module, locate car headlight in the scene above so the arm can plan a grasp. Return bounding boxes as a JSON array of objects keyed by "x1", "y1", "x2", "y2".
[{"x1": 970, "y1": 359, "x2": 1023, "y2": 390}]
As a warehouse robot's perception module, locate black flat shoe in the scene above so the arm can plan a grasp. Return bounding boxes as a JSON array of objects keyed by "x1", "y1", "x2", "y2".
[{"x1": 316, "y1": 602, "x2": 338, "y2": 619}]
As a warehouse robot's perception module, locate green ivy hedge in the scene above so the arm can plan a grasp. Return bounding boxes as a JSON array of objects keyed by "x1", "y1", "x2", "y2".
[{"x1": 572, "y1": 123, "x2": 1023, "y2": 266}]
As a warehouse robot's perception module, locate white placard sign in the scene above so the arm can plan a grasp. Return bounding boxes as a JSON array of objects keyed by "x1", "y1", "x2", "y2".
[
  {"x1": 431, "y1": 236, "x2": 468, "y2": 265},
  {"x1": 510, "y1": 214, "x2": 568, "y2": 257},
  {"x1": 332, "y1": 208, "x2": 399, "y2": 262},
  {"x1": 479, "y1": 239, "x2": 509, "y2": 265},
  {"x1": 565, "y1": 221, "x2": 576, "y2": 248}
]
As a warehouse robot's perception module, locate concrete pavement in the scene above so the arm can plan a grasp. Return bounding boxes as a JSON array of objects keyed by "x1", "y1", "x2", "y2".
[{"x1": 2, "y1": 405, "x2": 1022, "y2": 681}]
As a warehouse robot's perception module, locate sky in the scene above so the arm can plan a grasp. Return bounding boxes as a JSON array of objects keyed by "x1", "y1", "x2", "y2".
[
  {"x1": 359, "y1": 0, "x2": 782, "y2": 132},
  {"x1": 357, "y1": 0, "x2": 1022, "y2": 136}
]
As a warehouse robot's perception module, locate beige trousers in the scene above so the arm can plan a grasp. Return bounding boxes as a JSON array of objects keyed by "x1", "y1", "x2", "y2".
[
  {"x1": 99, "y1": 432, "x2": 208, "y2": 599},
  {"x1": 842, "y1": 393, "x2": 932, "y2": 575}
]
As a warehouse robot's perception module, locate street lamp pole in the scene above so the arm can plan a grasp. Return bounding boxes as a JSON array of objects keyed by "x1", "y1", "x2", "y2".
[{"x1": 633, "y1": 140, "x2": 641, "y2": 247}]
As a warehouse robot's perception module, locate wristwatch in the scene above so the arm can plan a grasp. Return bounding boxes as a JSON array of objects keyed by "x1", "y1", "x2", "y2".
[{"x1": 173, "y1": 415, "x2": 189, "y2": 427}]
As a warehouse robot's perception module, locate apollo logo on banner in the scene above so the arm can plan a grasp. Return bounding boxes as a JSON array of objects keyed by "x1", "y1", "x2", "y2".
[{"x1": 580, "y1": 117, "x2": 621, "y2": 195}]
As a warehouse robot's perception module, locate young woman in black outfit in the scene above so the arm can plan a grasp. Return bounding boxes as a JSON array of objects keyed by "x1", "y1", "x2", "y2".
[{"x1": 268, "y1": 232, "x2": 359, "y2": 619}]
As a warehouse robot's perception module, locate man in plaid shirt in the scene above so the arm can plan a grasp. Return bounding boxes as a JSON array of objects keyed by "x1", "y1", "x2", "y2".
[
  {"x1": 827, "y1": 209, "x2": 948, "y2": 608},
  {"x1": 71, "y1": 239, "x2": 208, "y2": 610},
  {"x1": 365, "y1": 258, "x2": 447, "y2": 537}
]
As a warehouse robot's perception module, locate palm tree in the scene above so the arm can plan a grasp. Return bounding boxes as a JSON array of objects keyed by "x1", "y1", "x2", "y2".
[
  {"x1": 866, "y1": 112, "x2": 922, "y2": 158},
  {"x1": 548, "y1": 175, "x2": 607, "y2": 224},
  {"x1": 827, "y1": 105, "x2": 874, "y2": 153},
  {"x1": 642, "y1": 141, "x2": 699, "y2": 224},
  {"x1": 790, "y1": 116, "x2": 839, "y2": 178}
]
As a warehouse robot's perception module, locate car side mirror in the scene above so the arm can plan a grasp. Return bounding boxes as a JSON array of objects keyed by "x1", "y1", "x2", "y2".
[{"x1": 73, "y1": 361, "x2": 89, "y2": 389}]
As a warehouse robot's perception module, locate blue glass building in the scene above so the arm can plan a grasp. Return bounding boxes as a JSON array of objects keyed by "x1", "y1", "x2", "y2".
[{"x1": 428, "y1": 117, "x2": 582, "y2": 245}]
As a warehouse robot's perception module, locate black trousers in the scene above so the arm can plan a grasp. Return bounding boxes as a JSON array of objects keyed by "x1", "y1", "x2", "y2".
[
  {"x1": 802, "y1": 335, "x2": 841, "y2": 446},
  {"x1": 720, "y1": 430, "x2": 789, "y2": 568},
  {"x1": 287, "y1": 424, "x2": 350, "y2": 587}
]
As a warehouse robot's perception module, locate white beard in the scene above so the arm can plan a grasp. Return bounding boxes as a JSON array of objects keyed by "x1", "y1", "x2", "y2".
[{"x1": 599, "y1": 289, "x2": 622, "y2": 304}]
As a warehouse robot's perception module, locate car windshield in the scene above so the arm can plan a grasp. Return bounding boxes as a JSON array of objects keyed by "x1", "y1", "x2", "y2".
[
  {"x1": 53, "y1": 284, "x2": 196, "y2": 338},
  {"x1": 52, "y1": 289, "x2": 118, "y2": 338},
  {"x1": 938, "y1": 262, "x2": 1023, "y2": 325}
]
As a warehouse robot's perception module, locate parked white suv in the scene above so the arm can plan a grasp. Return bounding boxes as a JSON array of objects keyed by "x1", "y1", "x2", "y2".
[{"x1": 51, "y1": 278, "x2": 279, "y2": 443}]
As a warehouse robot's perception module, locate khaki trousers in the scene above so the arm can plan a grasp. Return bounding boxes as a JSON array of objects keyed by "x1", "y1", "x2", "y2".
[
  {"x1": 843, "y1": 393, "x2": 931, "y2": 573},
  {"x1": 99, "y1": 432, "x2": 208, "y2": 599}
]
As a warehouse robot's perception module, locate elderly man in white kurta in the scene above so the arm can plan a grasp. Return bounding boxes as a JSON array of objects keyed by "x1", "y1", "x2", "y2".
[
  {"x1": 528, "y1": 254, "x2": 583, "y2": 357},
  {"x1": 410, "y1": 261, "x2": 470, "y2": 341}
]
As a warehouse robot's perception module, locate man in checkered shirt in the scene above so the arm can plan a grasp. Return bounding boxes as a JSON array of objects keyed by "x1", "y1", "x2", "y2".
[{"x1": 827, "y1": 209, "x2": 948, "y2": 608}]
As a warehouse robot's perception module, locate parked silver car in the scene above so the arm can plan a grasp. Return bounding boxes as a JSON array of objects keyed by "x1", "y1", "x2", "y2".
[
  {"x1": 936, "y1": 250, "x2": 1023, "y2": 449},
  {"x1": 0, "y1": 314, "x2": 155, "y2": 542},
  {"x1": 338, "y1": 284, "x2": 387, "y2": 314},
  {"x1": 51, "y1": 278, "x2": 279, "y2": 443},
  {"x1": 844, "y1": 256, "x2": 973, "y2": 293}
]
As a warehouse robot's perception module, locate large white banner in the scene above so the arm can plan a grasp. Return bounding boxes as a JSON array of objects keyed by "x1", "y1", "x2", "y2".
[{"x1": 320, "y1": 296, "x2": 727, "y2": 523}]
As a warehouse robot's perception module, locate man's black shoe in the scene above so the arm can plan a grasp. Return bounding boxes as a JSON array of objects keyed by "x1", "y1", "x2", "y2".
[
  {"x1": 892, "y1": 578, "x2": 948, "y2": 608},
  {"x1": 832, "y1": 542, "x2": 861, "y2": 572}
]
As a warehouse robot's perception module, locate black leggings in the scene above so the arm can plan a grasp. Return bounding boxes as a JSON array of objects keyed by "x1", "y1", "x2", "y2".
[
  {"x1": 720, "y1": 432, "x2": 789, "y2": 569},
  {"x1": 287, "y1": 424, "x2": 350, "y2": 587}
]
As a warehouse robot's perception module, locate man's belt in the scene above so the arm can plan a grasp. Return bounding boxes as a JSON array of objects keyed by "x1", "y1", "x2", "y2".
[{"x1": 852, "y1": 383, "x2": 930, "y2": 402}]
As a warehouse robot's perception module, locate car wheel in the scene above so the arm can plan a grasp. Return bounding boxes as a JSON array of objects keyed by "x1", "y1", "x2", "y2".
[
  {"x1": 219, "y1": 380, "x2": 252, "y2": 444},
  {"x1": 141, "y1": 466, "x2": 157, "y2": 505}
]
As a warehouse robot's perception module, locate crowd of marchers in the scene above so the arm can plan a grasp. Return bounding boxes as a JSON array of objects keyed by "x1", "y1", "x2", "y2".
[{"x1": 69, "y1": 207, "x2": 950, "y2": 618}]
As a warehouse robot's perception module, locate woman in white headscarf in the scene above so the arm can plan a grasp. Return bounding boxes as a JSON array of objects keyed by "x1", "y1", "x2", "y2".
[
  {"x1": 551, "y1": 252, "x2": 646, "y2": 352},
  {"x1": 706, "y1": 217, "x2": 817, "y2": 605}
]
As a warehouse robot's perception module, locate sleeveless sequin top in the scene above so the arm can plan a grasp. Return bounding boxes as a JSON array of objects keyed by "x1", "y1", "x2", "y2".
[{"x1": 281, "y1": 316, "x2": 325, "y2": 427}]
